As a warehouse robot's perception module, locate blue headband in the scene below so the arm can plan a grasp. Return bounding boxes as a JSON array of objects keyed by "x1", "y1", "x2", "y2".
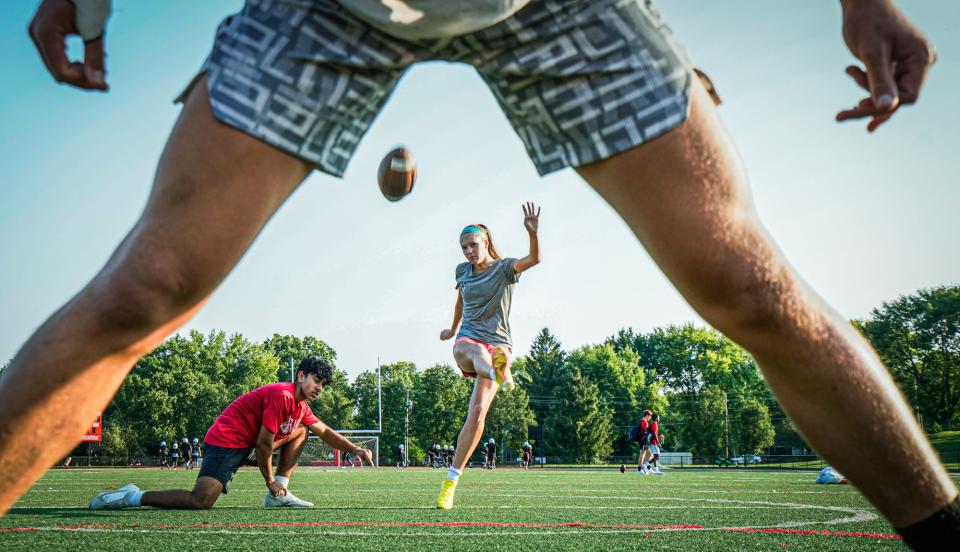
[{"x1": 461, "y1": 226, "x2": 482, "y2": 235}]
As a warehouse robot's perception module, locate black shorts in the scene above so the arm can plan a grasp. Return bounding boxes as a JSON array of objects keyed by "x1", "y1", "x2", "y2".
[{"x1": 198, "y1": 443, "x2": 254, "y2": 494}]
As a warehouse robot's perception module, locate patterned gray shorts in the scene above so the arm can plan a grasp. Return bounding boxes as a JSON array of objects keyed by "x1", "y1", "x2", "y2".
[{"x1": 186, "y1": 0, "x2": 694, "y2": 177}]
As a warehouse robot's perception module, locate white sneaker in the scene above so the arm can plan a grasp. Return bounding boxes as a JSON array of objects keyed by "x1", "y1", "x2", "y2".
[
  {"x1": 264, "y1": 491, "x2": 314, "y2": 508},
  {"x1": 89, "y1": 483, "x2": 141, "y2": 509},
  {"x1": 653, "y1": 469, "x2": 664, "y2": 476}
]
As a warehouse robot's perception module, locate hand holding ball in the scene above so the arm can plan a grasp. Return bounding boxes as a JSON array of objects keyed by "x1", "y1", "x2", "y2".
[{"x1": 378, "y1": 147, "x2": 417, "y2": 202}]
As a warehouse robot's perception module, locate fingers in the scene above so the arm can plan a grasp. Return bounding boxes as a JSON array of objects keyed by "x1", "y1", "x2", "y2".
[
  {"x1": 845, "y1": 65, "x2": 869, "y2": 92},
  {"x1": 862, "y1": 49, "x2": 899, "y2": 112},
  {"x1": 835, "y1": 96, "x2": 895, "y2": 132},
  {"x1": 82, "y1": 36, "x2": 108, "y2": 90},
  {"x1": 894, "y1": 48, "x2": 935, "y2": 105},
  {"x1": 31, "y1": 25, "x2": 85, "y2": 86},
  {"x1": 27, "y1": 0, "x2": 108, "y2": 90},
  {"x1": 836, "y1": 97, "x2": 875, "y2": 122},
  {"x1": 866, "y1": 111, "x2": 894, "y2": 133}
]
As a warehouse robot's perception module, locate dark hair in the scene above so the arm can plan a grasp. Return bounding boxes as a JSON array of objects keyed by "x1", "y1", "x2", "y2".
[
  {"x1": 651, "y1": 412, "x2": 660, "y2": 422},
  {"x1": 298, "y1": 356, "x2": 334, "y2": 386}
]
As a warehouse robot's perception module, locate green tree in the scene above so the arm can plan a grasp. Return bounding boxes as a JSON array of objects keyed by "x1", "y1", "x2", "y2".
[
  {"x1": 568, "y1": 343, "x2": 667, "y2": 456},
  {"x1": 104, "y1": 330, "x2": 278, "y2": 456},
  {"x1": 632, "y1": 324, "x2": 765, "y2": 397},
  {"x1": 526, "y1": 328, "x2": 567, "y2": 416},
  {"x1": 735, "y1": 398, "x2": 775, "y2": 454},
  {"x1": 313, "y1": 368, "x2": 355, "y2": 431},
  {"x1": 351, "y1": 361, "x2": 419, "y2": 461},
  {"x1": 856, "y1": 285, "x2": 960, "y2": 430},
  {"x1": 261, "y1": 334, "x2": 351, "y2": 429},
  {"x1": 412, "y1": 364, "x2": 470, "y2": 446},
  {"x1": 543, "y1": 369, "x2": 614, "y2": 462},
  {"x1": 485, "y1": 385, "x2": 537, "y2": 460},
  {"x1": 680, "y1": 385, "x2": 727, "y2": 458},
  {"x1": 262, "y1": 334, "x2": 337, "y2": 382}
]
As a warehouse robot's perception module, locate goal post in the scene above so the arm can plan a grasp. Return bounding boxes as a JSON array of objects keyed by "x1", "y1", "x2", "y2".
[
  {"x1": 300, "y1": 435, "x2": 379, "y2": 467},
  {"x1": 289, "y1": 357, "x2": 384, "y2": 466}
]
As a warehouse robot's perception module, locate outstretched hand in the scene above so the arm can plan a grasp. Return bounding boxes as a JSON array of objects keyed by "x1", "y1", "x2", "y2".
[
  {"x1": 29, "y1": 0, "x2": 109, "y2": 90},
  {"x1": 836, "y1": 0, "x2": 936, "y2": 132},
  {"x1": 355, "y1": 448, "x2": 374, "y2": 466},
  {"x1": 522, "y1": 202, "x2": 540, "y2": 234}
]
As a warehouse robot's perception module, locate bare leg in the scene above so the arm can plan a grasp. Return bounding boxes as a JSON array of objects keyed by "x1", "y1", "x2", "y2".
[
  {"x1": 141, "y1": 476, "x2": 223, "y2": 510},
  {"x1": 451, "y1": 342, "x2": 500, "y2": 471},
  {"x1": 637, "y1": 449, "x2": 650, "y2": 470},
  {"x1": 0, "y1": 75, "x2": 312, "y2": 514},
  {"x1": 275, "y1": 427, "x2": 309, "y2": 478},
  {"x1": 576, "y1": 78, "x2": 957, "y2": 527}
]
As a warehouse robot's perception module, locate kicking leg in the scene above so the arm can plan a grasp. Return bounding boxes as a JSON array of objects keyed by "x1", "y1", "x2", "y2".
[
  {"x1": 437, "y1": 364, "x2": 499, "y2": 509},
  {"x1": 575, "y1": 77, "x2": 957, "y2": 527},
  {"x1": 0, "y1": 75, "x2": 312, "y2": 514}
]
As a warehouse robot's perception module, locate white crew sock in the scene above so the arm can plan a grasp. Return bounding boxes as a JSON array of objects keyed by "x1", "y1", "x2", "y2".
[
  {"x1": 446, "y1": 467, "x2": 462, "y2": 482},
  {"x1": 274, "y1": 475, "x2": 290, "y2": 487},
  {"x1": 126, "y1": 491, "x2": 144, "y2": 507}
]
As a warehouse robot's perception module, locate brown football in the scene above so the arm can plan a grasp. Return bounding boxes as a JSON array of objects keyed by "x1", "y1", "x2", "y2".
[{"x1": 377, "y1": 147, "x2": 417, "y2": 202}]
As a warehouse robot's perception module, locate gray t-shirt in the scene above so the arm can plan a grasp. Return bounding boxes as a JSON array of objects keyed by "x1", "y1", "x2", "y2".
[
  {"x1": 339, "y1": 1, "x2": 531, "y2": 41},
  {"x1": 455, "y1": 258, "x2": 519, "y2": 348}
]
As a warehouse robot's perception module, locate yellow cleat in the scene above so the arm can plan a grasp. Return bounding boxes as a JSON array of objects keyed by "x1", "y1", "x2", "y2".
[
  {"x1": 491, "y1": 347, "x2": 515, "y2": 392},
  {"x1": 436, "y1": 478, "x2": 458, "y2": 509}
]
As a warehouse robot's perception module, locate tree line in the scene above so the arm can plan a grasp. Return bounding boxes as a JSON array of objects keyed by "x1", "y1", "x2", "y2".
[{"x1": 77, "y1": 284, "x2": 957, "y2": 463}]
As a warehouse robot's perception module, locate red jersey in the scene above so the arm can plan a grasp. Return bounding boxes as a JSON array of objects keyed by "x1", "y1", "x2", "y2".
[
  {"x1": 650, "y1": 421, "x2": 661, "y2": 446},
  {"x1": 204, "y1": 383, "x2": 319, "y2": 448}
]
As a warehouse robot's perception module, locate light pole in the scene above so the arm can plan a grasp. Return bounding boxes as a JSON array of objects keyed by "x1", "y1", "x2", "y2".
[{"x1": 404, "y1": 388, "x2": 412, "y2": 467}]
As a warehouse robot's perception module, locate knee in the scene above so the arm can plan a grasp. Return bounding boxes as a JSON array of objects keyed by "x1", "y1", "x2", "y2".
[
  {"x1": 93, "y1": 250, "x2": 205, "y2": 331},
  {"x1": 191, "y1": 492, "x2": 218, "y2": 510},
  {"x1": 694, "y1": 268, "x2": 798, "y2": 341},
  {"x1": 469, "y1": 403, "x2": 489, "y2": 424},
  {"x1": 286, "y1": 427, "x2": 308, "y2": 446}
]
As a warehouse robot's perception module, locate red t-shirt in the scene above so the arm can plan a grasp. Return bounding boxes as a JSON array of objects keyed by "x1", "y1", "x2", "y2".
[
  {"x1": 204, "y1": 382, "x2": 320, "y2": 448},
  {"x1": 650, "y1": 421, "x2": 661, "y2": 446}
]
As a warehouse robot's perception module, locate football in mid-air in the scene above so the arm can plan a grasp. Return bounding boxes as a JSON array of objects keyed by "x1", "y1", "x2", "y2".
[{"x1": 377, "y1": 146, "x2": 417, "y2": 202}]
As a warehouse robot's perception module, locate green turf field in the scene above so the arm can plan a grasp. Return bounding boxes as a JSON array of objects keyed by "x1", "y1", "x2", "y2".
[{"x1": 4, "y1": 466, "x2": 945, "y2": 550}]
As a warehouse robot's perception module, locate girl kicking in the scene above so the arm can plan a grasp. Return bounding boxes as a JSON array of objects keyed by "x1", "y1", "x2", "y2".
[{"x1": 436, "y1": 202, "x2": 541, "y2": 509}]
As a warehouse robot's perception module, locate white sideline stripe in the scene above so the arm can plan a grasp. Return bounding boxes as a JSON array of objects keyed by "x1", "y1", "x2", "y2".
[
  {"x1": 489, "y1": 495, "x2": 877, "y2": 526},
  {"x1": 1, "y1": 523, "x2": 879, "y2": 538},
  {"x1": 6, "y1": 498, "x2": 877, "y2": 532}
]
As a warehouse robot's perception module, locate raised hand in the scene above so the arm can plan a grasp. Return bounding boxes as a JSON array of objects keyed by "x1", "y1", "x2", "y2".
[
  {"x1": 836, "y1": 0, "x2": 936, "y2": 132},
  {"x1": 522, "y1": 201, "x2": 540, "y2": 234}
]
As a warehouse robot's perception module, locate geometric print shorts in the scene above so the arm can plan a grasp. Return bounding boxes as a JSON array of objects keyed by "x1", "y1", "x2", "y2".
[{"x1": 180, "y1": 0, "x2": 696, "y2": 177}]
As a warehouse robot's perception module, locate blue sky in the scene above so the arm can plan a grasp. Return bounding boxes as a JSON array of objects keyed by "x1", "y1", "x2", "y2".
[{"x1": 1, "y1": 1, "x2": 957, "y2": 379}]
